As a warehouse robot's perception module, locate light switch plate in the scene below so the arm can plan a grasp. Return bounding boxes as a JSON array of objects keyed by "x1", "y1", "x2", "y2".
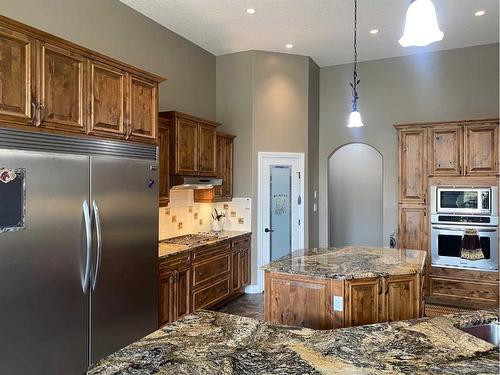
[{"x1": 333, "y1": 296, "x2": 343, "y2": 312}]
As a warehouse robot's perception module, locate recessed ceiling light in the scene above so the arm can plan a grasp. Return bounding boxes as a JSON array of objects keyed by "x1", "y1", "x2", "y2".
[
  {"x1": 475, "y1": 10, "x2": 486, "y2": 17},
  {"x1": 370, "y1": 29, "x2": 379, "y2": 35},
  {"x1": 246, "y1": 8, "x2": 256, "y2": 14},
  {"x1": 285, "y1": 44, "x2": 293, "y2": 49}
]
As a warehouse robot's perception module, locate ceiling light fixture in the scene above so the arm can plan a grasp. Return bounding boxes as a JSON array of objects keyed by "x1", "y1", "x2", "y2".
[
  {"x1": 285, "y1": 43, "x2": 293, "y2": 49},
  {"x1": 246, "y1": 8, "x2": 256, "y2": 14},
  {"x1": 475, "y1": 10, "x2": 486, "y2": 17},
  {"x1": 347, "y1": 0, "x2": 364, "y2": 128},
  {"x1": 370, "y1": 29, "x2": 379, "y2": 35},
  {"x1": 399, "y1": 0, "x2": 444, "y2": 47}
]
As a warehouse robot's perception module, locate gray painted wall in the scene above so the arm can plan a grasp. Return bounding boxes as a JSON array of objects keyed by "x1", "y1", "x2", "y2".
[
  {"x1": 0, "y1": 0, "x2": 216, "y2": 120},
  {"x1": 319, "y1": 43, "x2": 499, "y2": 247},
  {"x1": 308, "y1": 59, "x2": 320, "y2": 248},
  {"x1": 328, "y1": 143, "x2": 383, "y2": 247},
  {"x1": 216, "y1": 50, "x2": 320, "y2": 285}
]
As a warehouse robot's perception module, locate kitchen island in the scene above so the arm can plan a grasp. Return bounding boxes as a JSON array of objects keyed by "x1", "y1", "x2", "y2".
[
  {"x1": 263, "y1": 246, "x2": 427, "y2": 329},
  {"x1": 88, "y1": 309, "x2": 499, "y2": 374}
]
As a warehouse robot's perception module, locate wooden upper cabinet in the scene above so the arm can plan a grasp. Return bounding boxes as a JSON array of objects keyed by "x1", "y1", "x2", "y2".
[
  {"x1": 158, "y1": 120, "x2": 170, "y2": 207},
  {"x1": 194, "y1": 133, "x2": 235, "y2": 203},
  {"x1": 399, "y1": 204, "x2": 427, "y2": 251},
  {"x1": 429, "y1": 126, "x2": 462, "y2": 176},
  {"x1": 464, "y1": 122, "x2": 499, "y2": 176},
  {"x1": 344, "y1": 278, "x2": 381, "y2": 327},
  {"x1": 128, "y1": 75, "x2": 157, "y2": 143},
  {"x1": 0, "y1": 16, "x2": 164, "y2": 142},
  {"x1": 89, "y1": 61, "x2": 126, "y2": 137},
  {"x1": 175, "y1": 117, "x2": 199, "y2": 175},
  {"x1": 398, "y1": 128, "x2": 427, "y2": 203},
  {"x1": 38, "y1": 42, "x2": 86, "y2": 133},
  {"x1": 0, "y1": 26, "x2": 35, "y2": 125},
  {"x1": 198, "y1": 124, "x2": 217, "y2": 176}
]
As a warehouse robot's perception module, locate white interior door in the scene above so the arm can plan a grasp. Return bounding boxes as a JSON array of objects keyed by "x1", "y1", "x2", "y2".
[{"x1": 258, "y1": 152, "x2": 304, "y2": 291}]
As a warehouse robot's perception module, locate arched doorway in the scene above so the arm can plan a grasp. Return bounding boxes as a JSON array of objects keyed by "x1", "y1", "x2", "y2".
[{"x1": 328, "y1": 143, "x2": 383, "y2": 247}]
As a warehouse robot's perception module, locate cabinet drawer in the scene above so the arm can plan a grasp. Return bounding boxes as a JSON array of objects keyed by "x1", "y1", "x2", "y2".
[
  {"x1": 192, "y1": 254, "x2": 231, "y2": 288},
  {"x1": 231, "y1": 235, "x2": 250, "y2": 249},
  {"x1": 159, "y1": 252, "x2": 190, "y2": 277},
  {"x1": 192, "y1": 241, "x2": 230, "y2": 263},
  {"x1": 192, "y1": 276, "x2": 231, "y2": 310},
  {"x1": 429, "y1": 277, "x2": 499, "y2": 304}
]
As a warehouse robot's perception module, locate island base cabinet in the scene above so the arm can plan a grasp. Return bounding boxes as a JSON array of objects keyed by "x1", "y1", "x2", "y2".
[
  {"x1": 264, "y1": 272, "x2": 334, "y2": 330},
  {"x1": 265, "y1": 272, "x2": 423, "y2": 330}
]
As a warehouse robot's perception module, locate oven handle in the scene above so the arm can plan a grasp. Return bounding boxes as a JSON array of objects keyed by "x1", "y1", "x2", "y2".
[{"x1": 432, "y1": 225, "x2": 497, "y2": 233}]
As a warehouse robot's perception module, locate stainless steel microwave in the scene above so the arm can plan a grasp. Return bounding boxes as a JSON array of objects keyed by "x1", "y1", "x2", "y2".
[{"x1": 431, "y1": 186, "x2": 498, "y2": 215}]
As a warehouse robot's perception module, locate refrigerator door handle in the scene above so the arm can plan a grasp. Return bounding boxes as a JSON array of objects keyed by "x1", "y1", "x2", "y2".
[
  {"x1": 82, "y1": 200, "x2": 92, "y2": 293},
  {"x1": 92, "y1": 200, "x2": 103, "y2": 290}
]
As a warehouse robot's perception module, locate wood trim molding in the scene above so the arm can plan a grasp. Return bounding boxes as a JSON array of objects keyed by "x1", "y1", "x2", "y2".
[{"x1": 394, "y1": 118, "x2": 499, "y2": 129}]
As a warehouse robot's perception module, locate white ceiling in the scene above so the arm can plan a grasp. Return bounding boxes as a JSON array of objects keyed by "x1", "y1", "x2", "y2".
[{"x1": 120, "y1": 0, "x2": 499, "y2": 67}]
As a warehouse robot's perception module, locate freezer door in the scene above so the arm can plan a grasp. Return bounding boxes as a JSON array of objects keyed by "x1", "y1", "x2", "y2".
[
  {"x1": 0, "y1": 149, "x2": 90, "y2": 374},
  {"x1": 90, "y1": 155, "x2": 158, "y2": 363}
]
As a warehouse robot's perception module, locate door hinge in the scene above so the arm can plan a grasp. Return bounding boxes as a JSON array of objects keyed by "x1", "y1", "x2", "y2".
[
  {"x1": 298, "y1": 219, "x2": 301, "y2": 226},
  {"x1": 296, "y1": 171, "x2": 301, "y2": 179}
]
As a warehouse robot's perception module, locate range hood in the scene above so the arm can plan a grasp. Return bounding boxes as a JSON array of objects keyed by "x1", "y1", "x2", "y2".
[{"x1": 170, "y1": 176, "x2": 222, "y2": 190}]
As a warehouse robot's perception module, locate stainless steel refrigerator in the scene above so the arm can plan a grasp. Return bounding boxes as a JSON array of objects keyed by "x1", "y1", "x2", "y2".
[{"x1": 0, "y1": 128, "x2": 158, "y2": 374}]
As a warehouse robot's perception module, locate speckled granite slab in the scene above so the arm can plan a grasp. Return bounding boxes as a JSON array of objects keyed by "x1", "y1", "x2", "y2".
[
  {"x1": 158, "y1": 231, "x2": 251, "y2": 259},
  {"x1": 262, "y1": 246, "x2": 427, "y2": 279},
  {"x1": 88, "y1": 309, "x2": 499, "y2": 374}
]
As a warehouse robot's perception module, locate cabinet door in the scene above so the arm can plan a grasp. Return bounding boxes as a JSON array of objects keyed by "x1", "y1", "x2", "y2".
[
  {"x1": 265, "y1": 273, "x2": 333, "y2": 329},
  {"x1": 213, "y1": 135, "x2": 227, "y2": 199},
  {"x1": 38, "y1": 42, "x2": 86, "y2": 133},
  {"x1": 198, "y1": 124, "x2": 217, "y2": 176},
  {"x1": 223, "y1": 137, "x2": 234, "y2": 198},
  {"x1": 464, "y1": 123, "x2": 499, "y2": 176},
  {"x1": 174, "y1": 118, "x2": 198, "y2": 175},
  {"x1": 175, "y1": 267, "x2": 190, "y2": 320},
  {"x1": 89, "y1": 61, "x2": 126, "y2": 137},
  {"x1": 158, "y1": 123, "x2": 170, "y2": 206},
  {"x1": 128, "y1": 75, "x2": 157, "y2": 142},
  {"x1": 0, "y1": 26, "x2": 35, "y2": 125},
  {"x1": 158, "y1": 271, "x2": 175, "y2": 326},
  {"x1": 344, "y1": 278, "x2": 380, "y2": 327},
  {"x1": 399, "y1": 204, "x2": 427, "y2": 251},
  {"x1": 383, "y1": 275, "x2": 419, "y2": 322},
  {"x1": 429, "y1": 126, "x2": 462, "y2": 176},
  {"x1": 399, "y1": 129, "x2": 427, "y2": 203},
  {"x1": 240, "y1": 247, "x2": 250, "y2": 287},
  {"x1": 231, "y1": 251, "x2": 241, "y2": 291}
]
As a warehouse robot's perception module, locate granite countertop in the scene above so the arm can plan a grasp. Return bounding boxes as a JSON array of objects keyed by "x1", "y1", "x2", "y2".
[
  {"x1": 262, "y1": 246, "x2": 427, "y2": 280},
  {"x1": 158, "y1": 230, "x2": 251, "y2": 260},
  {"x1": 88, "y1": 309, "x2": 499, "y2": 374}
]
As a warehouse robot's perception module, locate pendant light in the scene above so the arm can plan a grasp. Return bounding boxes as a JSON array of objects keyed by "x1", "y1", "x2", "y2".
[
  {"x1": 347, "y1": 0, "x2": 363, "y2": 128},
  {"x1": 399, "y1": 0, "x2": 444, "y2": 47}
]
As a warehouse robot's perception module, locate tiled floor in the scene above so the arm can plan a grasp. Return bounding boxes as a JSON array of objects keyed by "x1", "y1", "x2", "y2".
[
  {"x1": 215, "y1": 293, "x2": 467, "y2": 321},
  {"x1": 215, "y1": 293, "x2": 265, "y2": 320}
]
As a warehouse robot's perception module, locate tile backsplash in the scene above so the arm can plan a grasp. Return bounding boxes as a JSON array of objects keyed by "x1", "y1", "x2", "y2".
[{"x1": 159, "y1": 190, "x2": 252, "y2": 240}]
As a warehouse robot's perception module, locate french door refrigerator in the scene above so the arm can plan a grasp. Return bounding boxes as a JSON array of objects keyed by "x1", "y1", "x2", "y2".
[{"x1": 0, "y1": 128, "x2": 158, "y2": 374}]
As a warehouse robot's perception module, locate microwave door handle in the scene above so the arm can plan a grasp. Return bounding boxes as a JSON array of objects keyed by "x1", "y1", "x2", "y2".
[
  {"x1": 92, "y1": 200, "x2": 102, "y2": 290},
  {"x1": 82, "y1": 200, "x2": 92, "y2": 293}
]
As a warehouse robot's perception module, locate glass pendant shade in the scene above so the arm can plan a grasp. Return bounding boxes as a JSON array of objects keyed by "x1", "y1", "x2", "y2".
[
  {"x1": 347, "y1": 110, "x2": 364, "y2": 128},
  {"x1": 399, "y1": 0, "x2": 444, "y2": 47}
]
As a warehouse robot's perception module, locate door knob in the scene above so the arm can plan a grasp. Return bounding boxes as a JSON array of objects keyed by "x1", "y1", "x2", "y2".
[{"x1": 264, "y1": 228, "x2": 274, "y2": 233}]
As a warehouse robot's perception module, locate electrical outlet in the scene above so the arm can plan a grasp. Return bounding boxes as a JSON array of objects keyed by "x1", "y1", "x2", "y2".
[
  {"x1": 238, "y1": 218, "x2": 244, "y2": 224},
  {"x1": 171, "y1": 215, "x2": 177, "y2": 223},
  {"x1": 178, "y1": 222, "x2": 183, "y2": 230},
  {"x1": 194, "y1": 212, "x2": 198, "y2": 219}
]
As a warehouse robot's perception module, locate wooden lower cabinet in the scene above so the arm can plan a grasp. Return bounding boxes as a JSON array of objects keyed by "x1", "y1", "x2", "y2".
[
  {"x1": 265, "y1": 272, "x2": 423, "y2": 329},
  {"x1": 398, "y1": 204, "x2": 427, "y2": 251},
  {"x1": 344, "y1": 278, "x2": 381, "y2": 327},
  {"x1": 158, "y1": 234, "x2": 251, "y2": 327},
  {"x1": 427, "y1": 266, "x2": 499, "y2": 309},
  {"x1": 265, "y1": 273, "x2": 334, "y2": 330}
]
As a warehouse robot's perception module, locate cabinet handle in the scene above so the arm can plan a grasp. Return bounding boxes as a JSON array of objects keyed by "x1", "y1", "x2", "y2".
[
  {"x1": 30, "y1": 102, "x2": 37, "y2": 124},
  {"x1": 38, "y1": 103, "x2": 48, "y2": 125}
]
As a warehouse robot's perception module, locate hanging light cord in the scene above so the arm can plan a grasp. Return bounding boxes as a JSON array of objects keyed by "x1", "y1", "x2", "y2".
[{"x1": 350, "y1": 0, "x2": 360, "y2": 111}]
